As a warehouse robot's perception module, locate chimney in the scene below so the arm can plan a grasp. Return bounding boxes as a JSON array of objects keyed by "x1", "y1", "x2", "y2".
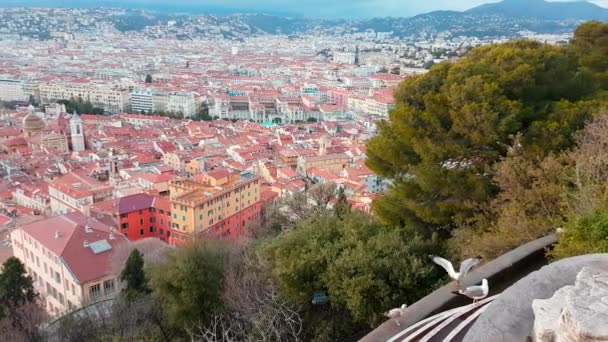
[
  {"x1": 109, "y1": 232, "x2": 115, "y2": 240},
  {"x1": 54, "y1": 231, "x2": 62, "y2": 239},
  {"x1": 85, "y1": 225, "x2": 93, "y2": 233},
  {"x1": 83, "y1": 240, "x2": 89, "y2": 248}
]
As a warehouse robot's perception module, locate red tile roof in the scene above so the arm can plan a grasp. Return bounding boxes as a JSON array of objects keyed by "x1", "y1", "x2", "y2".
[{"x1": 19, "y1": 212, "x2": 128, "y2": 284}]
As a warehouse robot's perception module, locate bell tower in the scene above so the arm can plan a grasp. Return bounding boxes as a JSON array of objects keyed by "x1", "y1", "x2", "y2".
[{"x1": 70, "y1": 111, "x2": 85, "y2": 152}]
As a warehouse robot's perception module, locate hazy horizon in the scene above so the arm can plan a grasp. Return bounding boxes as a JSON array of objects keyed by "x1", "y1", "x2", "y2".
[{"x1": 2, "y1": 0, "x2": 608, "y2": 19}]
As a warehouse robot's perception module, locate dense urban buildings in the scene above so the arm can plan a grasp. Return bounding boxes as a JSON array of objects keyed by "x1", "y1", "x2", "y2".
[{"x1": 0, "y1": 4, "x2": 584, "y2": 328}]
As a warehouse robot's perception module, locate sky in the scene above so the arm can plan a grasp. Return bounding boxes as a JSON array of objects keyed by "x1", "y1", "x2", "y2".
[{"x1": 3, "y1": 0, "x2": 608, "y2": 18}]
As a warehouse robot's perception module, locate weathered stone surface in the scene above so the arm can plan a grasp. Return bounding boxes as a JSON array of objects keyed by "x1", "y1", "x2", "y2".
[
  {"x1": 556, "y1": 267, "x2": 608, "y2": 342},
  {"x1": 532, "y1": 286, "x2": 571, "y2": 342},
  {"x1": 465, "y1": 254, "x2": 608, "y2": 342}
]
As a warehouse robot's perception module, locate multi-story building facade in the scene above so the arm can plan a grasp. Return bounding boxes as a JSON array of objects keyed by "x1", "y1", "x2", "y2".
[
  {"x1": 296, "y1": 153, "x2": 351, "y2": 177},
  {"x1": 39, "y1": 83, "x2": 129, "y2": 114},
  {"x1": 347, "y1": 96, "x2": 395, "y2": 116},
  {"x1": 168, "y1": 169, "x2": 262, "y2": 244},
  {"x1": 10, "y1": 212, "x2": 128, "y2": 316},
  {"x1": 90, "y1": 193, "x2": 172, "y2": 243},
  {"x1": 49, "y1": 172, "x2": 114, "y2": 214},
  {"x1": 333, "y1": 52, "x2": 357, "y2": 65},
  {"x1": 0, "y1": 78, "x2": 27, "y2": 101},
  {"x1": 167, "y1": 91, "x2": 197, "y2": 118},
  {"x1": 129, "y1": 90, "x2": 154, "y2": 113},
  {"x1": 12, "y1": 187, "x2": 52, "y2": 215}
]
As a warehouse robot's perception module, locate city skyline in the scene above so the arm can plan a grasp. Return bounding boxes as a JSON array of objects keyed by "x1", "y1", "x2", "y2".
[{"x1": 3, "y1": 0, "x2": 608, "y2": 18}]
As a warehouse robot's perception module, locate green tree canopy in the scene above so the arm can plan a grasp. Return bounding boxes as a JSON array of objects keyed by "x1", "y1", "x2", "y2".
[
  {"x1": 551, "y1": 209, "x2": 608, "y2": 259},
  {"x1": 366, "y1": 38, "x2": 601, "y2": 229},
  {"x1": 0, "y1": 257, "x2": 37, "y2": 319},
  {"x1": 120, "y1": 249, "x2": 150, "y2": 301},
  {"x1": 334, "y1": 186, "x2": 351, "y2": 220},
  {"x1": 148, "y1": 240, "x2": 227, "y2": 331},
  {"x1": 570, "y1": 21, "x2": 608, "y2": 90},
  {"x1": 264, "y1": 211, "x2": 442, "y2": 334}
]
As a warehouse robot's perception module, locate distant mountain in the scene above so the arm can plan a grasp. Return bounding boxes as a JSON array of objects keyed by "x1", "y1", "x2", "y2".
[
  {"x1": 467, "y1": 0, "x2": 608, "y2": 21},
  {"x1": 2, "y1": 1, "x2": 607, "y2": 40}
]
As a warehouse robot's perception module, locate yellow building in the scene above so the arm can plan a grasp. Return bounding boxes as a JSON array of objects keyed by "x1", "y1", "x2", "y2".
[
  {"x1": 296, "y1": 153, "x2": 351, "y2": 177},
  {"x1": 169, "y1": 168, "x2": 262, "y2": 244}
]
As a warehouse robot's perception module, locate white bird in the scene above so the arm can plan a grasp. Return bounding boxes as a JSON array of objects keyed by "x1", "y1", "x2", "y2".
[
  {"x1": 454, "y1": 278, "x2": 489, "y2": 304},
  {"x1": 384, "y1": 304, "x2": 407, "y2": 326},
  {"x1": 430, "y1": 255, "x2": 482, "y2": 287}
]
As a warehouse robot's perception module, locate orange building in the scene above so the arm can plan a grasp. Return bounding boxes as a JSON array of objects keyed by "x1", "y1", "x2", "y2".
[{"x1": 169, "y1": 168, "x2": 262, "y2": 244}]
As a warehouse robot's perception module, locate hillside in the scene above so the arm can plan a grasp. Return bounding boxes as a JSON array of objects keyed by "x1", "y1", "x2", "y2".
[{"x1": 467, "y1": 0, "x2": 608, "y2": 21}]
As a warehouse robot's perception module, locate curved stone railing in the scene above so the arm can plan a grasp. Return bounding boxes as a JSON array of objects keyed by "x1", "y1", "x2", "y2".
[{"x1": 361, "y1": 234, "x2": 558, "y2": 342}]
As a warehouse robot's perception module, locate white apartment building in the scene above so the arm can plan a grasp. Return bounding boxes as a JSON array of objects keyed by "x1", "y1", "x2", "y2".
[
  {"x1": 333, "y1": 52, "x2": 357, "y2": 65},
  {"x1": 11, "y1": 212, "x2": 127, "y2": 316},
  {"x1": 0, "y1": 79, "x2": 27, "y2": 101},
  {"x1": 347, "y1": 96, "x2": 394, "y2": 117},
  {"x1": 167, "y1": 91, "x2": 197, "y2": 118},
  {"x1": 300, "y1": 84, "x2": 320, "y2": 99},
  {"x1": 130, "y1": 90, "x2": 154, "y2": 113},
  {"x1": 39, "y1": 83, "x2": 129, "y2": 114}
]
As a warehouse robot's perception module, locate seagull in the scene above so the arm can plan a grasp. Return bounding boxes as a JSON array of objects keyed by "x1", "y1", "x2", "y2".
[
  {"x1": 430, "y1": 255, "x2": 482, "y2": 287},
  {"x1": 453, "y1": 279, "x2": 489, "y2": 304},
  {"x1": 384, "y1": 304, "x2": 407, "y2": 326}
]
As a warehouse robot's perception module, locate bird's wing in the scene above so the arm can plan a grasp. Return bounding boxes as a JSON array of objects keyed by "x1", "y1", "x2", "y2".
[
  {"x1": 431, "y1": 255, "x2": 457, "y2": 278},
  {"x1": 459, "y1": 257, "x2": 482, "y2": 276}
]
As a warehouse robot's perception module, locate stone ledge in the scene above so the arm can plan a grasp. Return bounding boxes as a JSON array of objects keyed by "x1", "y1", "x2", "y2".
[
  {"x1": 361, "y1": 234, "x2": 557, "y2": 342},
  {"x1": 465, "y1": 254, "x2": 608, "y2": 342}
]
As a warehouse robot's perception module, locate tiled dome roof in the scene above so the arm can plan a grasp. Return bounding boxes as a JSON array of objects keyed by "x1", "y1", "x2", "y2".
[{"x1": 23, "y1": 112, "x2": 45, "y2": 132}]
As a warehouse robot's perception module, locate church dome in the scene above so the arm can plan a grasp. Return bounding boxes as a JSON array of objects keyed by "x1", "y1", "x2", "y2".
[{"x1": 23, "y1": 112, "x2": 46, "y2": 133}]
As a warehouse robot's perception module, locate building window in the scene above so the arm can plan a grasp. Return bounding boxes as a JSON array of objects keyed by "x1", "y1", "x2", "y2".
[
  {"x1": 199, "y1": 214, "x2": 203, "y2": 220},
  {"x1": 120, "y1": 214, "x2": 127, "y2": 219},
  {"x1": 140, "y1": 229, "x2": 144, "y2": 236},
  {"x1": 103, "y1": 280, "x2": 115, "y2": 295},
  {"x1": 121, "y1": 223, "x2": 128, "y2": 229},
  {"x1": 140, "y1": 219, "x2": 144, "y2": 225},
  {"x1": 139, "y1": 210, "x2": 143, "y2": 215},
  {"x1": 54, "y1": 271, "x2": 61, "y2": 284},
  {"x1": 149, "y1": 226, "x2": 154, "y2": 233},
  {"x1": 89, "y1": 284, "x2": 101, "y2": 300},
  {"x1": 160, "y1": 229, "x2": 164, "y2": 234}
]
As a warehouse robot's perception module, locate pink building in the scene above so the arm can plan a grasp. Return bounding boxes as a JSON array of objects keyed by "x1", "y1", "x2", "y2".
[{"x1": 10, "y1": 212, "x2": 128, "y2": 316}]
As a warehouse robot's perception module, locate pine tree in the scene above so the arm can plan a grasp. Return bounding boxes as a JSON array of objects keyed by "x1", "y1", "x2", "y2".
[
  {"x1": 0, "y1": 257, "x2": 37, "y2": 319},
  {"x1": 120, "y1": 249, "x2": 149, "y2": 301},
  {"x1": 334, "y1": 187, "x2": 351, "y2": 220}
]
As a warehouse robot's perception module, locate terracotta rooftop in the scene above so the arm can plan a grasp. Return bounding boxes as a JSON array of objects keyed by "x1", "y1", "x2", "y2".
[{"x1": 18, "y1": 211, "x2": 128, "y2": 284}]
